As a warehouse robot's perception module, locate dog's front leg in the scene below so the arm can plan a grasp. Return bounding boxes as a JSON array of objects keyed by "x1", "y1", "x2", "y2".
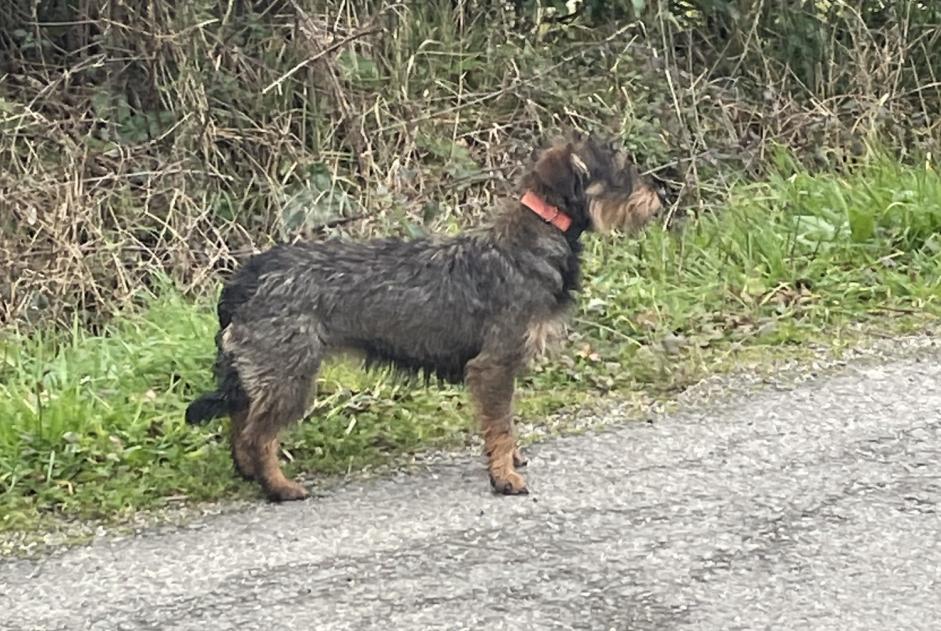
[{"x1": 466, "y1": 354, "x2": 528, "y2": 495}]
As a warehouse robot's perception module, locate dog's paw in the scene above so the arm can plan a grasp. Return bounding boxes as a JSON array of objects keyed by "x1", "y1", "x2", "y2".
[
  {"x1": 513, "y1": 448, "x2": 528, "y2": 468},
  {"x1": 490, "y1": 470, "x2": 529, "y2": 495},
  {"x1": 265, "y1": 480, "x2": 310, "y2": 502}
]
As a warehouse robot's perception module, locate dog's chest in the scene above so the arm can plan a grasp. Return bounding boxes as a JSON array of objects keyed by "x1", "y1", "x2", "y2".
[{"x1": 523, "y1": 314, "x2": 568, "y2": 361}]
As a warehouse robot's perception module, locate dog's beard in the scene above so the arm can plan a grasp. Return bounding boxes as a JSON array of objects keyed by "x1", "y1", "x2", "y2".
[{"x1": 588, "y1": 187, "x2": 663, "y2": 233}]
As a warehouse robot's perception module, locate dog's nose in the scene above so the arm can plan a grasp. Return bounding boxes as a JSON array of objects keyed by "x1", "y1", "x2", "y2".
[
  {"x1": 655, "y1": 184, "x2": 669, "y2": 210},
  {"x1": 648, "y1": 176, "x2": 672, "y2": 213}
]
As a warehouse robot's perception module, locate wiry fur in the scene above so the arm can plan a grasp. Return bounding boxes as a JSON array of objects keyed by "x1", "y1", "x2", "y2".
[{"x1": 185, "y1": 133, "x2": 664, "y2": 501}]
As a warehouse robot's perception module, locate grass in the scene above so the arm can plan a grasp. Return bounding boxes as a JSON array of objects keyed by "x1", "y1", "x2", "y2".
[{"x1": 2, "y1": 154, "x2": 940, "y2": 533}]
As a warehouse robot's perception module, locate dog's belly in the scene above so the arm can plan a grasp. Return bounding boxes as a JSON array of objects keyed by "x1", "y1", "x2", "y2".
[{"x1": 343, "y1": 336, "x2": 481, "y2": 384}]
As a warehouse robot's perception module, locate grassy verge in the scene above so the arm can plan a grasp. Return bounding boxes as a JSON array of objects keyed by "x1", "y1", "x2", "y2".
[{"x1": 2, "y1": 155, "x2": 940, "y2": 533}]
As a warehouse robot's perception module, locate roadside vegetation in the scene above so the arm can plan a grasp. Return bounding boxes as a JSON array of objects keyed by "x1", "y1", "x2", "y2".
[{"x1": 1, "y1": 1, "x2": 939, "y2": 532}]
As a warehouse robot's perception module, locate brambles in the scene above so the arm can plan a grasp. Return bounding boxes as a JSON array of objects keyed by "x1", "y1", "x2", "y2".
[{"x1": 1, "y1": 1, "x2": 938, "y2": 327}]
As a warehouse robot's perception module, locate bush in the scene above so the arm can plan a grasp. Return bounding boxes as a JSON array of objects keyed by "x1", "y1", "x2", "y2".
[{"x1": 0, "y1": 0, "x2": 937, "y2": 327}]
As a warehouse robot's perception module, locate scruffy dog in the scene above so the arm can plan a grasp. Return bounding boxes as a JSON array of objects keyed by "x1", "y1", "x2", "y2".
[{"x1": 185, "y1": 134, "x2": 665, "y2": 501}]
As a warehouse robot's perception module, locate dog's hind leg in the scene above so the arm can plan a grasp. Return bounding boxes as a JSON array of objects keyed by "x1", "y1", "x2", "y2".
[
  {"x1": 466, "y1": 352, "x2": 528, "y2": 495},
  {"x1": 240, "y1": 374, "x2": 317, "y2": 501},
  {"x1": 224, "y1": 320, "x2": 322, "y2": 502},
  {"x1": 229, "y1": 409, "x2": 255, "y2": 480}
]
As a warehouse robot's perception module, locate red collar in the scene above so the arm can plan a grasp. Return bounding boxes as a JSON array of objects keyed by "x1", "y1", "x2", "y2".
[{"x1": 520, "y1": 190, "x2": 572, "y2": 232}]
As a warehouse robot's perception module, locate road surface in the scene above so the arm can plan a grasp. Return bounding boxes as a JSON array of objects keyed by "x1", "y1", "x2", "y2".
[{"x1": 3, "y1": 350, "x2": 940, "y2": 630}]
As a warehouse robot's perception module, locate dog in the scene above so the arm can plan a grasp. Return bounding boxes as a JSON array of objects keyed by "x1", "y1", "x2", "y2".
[{"x1": 185, "y1": 133, "x2": 665, "y2": 501}]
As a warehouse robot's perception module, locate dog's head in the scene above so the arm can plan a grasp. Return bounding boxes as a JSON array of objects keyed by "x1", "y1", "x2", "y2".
[{"x1": 522, "y1": 133, "x2": 666, "y2": 235}]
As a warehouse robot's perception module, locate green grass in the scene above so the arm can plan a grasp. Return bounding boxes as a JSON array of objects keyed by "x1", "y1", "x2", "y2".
[{"x1": 2, "y1": 155, "x2": 940, "y2": 532}]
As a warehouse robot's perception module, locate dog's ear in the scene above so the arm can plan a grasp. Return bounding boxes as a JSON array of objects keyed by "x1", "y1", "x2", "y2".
[
  {"x1": 566, "y1": 144, "x2": 588, "y2": 203},
  {"x1": 614, "y1": 150, "x2": 629, "y2": 171},
  {"x1": 528, "y1": 143, "x2": 585, "y2": 208},
  {"x1": 570, "y1": 149, "x2": 590, "y2": 179},
  {"x1": 534, "y1": 145, "x2": 575, "y2": 183}
]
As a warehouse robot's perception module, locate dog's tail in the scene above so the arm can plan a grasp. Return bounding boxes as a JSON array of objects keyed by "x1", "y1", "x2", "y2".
[
  {"x1": 187, "y1": 261, "x2": 263, "y2": 426},
  {"x1": 185, "y1": 328, "x2": 248, "y2": 425},
  {"x1": 185, "y1": 391, "x2": 230, "y2": 425}
]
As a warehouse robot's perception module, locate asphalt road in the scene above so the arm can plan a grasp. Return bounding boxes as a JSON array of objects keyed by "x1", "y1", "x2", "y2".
[{"x1": 3, "y1": 351, "x2": 940, "y2": 630}]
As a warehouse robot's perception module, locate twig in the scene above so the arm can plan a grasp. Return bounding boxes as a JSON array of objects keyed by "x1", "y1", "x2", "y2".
[{"x1": 262, "y1": 25, "x2": 383, "y2": 95}]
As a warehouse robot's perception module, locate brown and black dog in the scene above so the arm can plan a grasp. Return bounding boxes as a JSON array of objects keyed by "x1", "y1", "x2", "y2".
[{"x1": 186, "y1": 133, "x2": 666, "y2": 501}]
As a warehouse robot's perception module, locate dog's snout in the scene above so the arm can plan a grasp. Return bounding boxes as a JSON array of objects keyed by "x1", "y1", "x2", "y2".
[
  {"x1": 647, "y1": 177, "x2": 672, "y2": 212},
  {"x1": 655, "y1": 185, "x2": 669, "y2": 210}
]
